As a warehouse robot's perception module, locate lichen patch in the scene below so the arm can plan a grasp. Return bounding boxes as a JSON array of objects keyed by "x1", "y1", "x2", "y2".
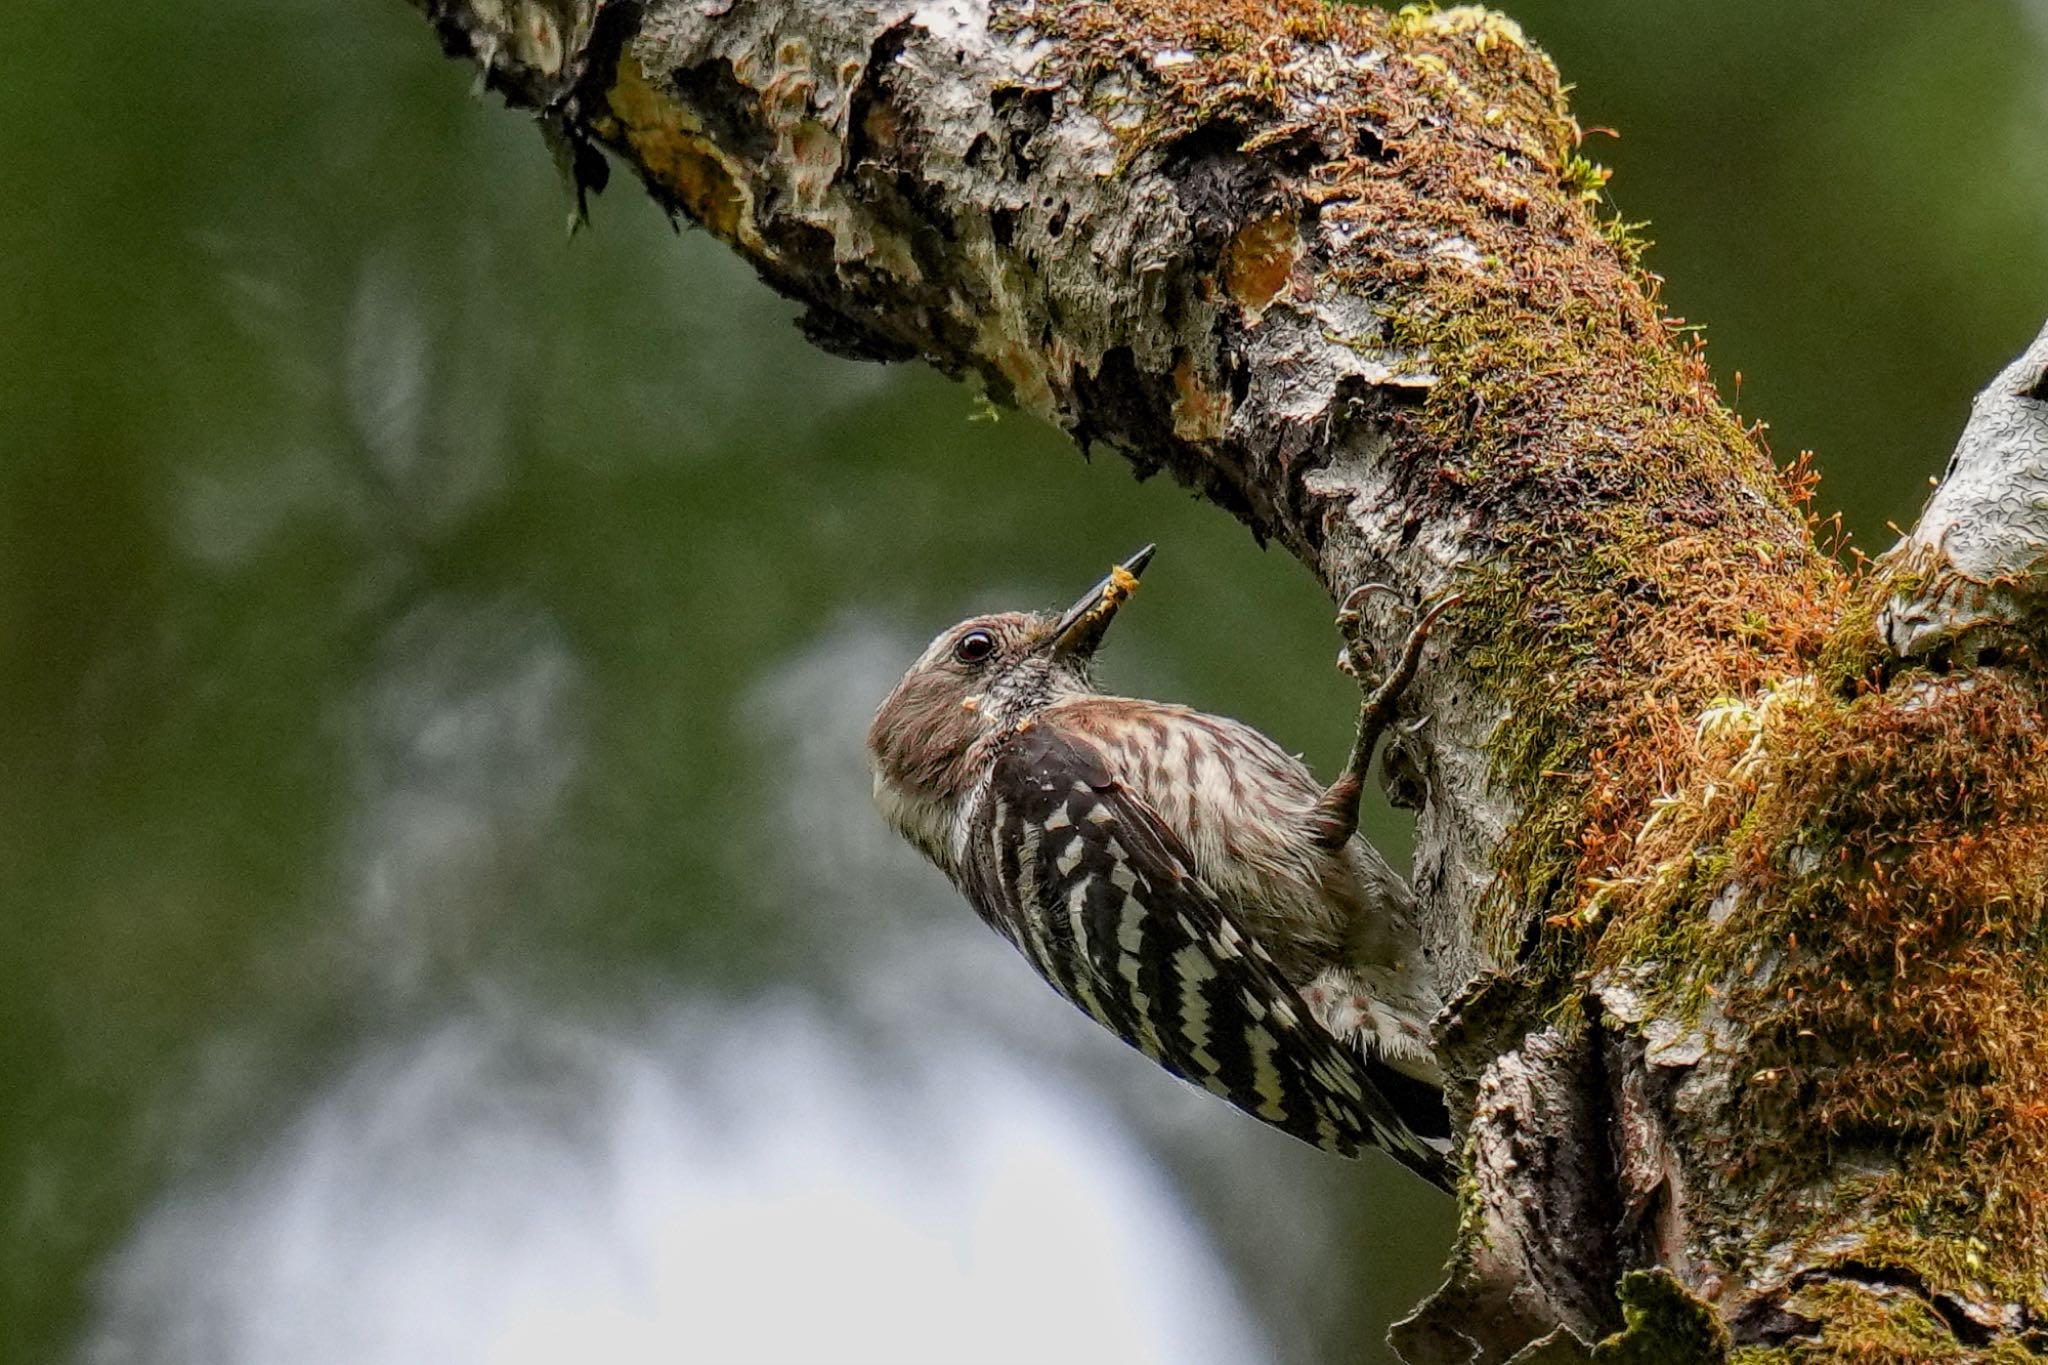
[{"x1": 603, "y1": 54, "x2": 759, "y2": 248}]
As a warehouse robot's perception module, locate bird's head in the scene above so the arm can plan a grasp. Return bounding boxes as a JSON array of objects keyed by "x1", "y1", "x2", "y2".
[{"x1": 867, "y1": 546, "x2": 1154, "y2": 851}]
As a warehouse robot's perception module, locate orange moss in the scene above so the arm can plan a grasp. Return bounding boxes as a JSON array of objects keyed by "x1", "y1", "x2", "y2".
[
  {"x1": 1591, "y1": 652, "x2": 2048, "y2": 1315},
  {"x1": 1736, "y1": 676, "x2": 2048, "y2": 1291}
]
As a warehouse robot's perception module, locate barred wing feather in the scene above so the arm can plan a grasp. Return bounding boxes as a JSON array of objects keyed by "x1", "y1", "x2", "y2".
[{"x1": 960, "y1": 723, "x2": 1453, "y2": 1190}]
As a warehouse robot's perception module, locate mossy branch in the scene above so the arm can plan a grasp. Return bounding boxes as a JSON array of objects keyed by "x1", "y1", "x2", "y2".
[{"x1": 408, "y1": 1, "x2": 2048, "y2": 1357}]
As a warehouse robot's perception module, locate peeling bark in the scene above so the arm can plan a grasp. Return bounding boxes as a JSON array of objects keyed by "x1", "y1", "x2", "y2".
[{"x1": 410, "y1": 1, "x2": 2048, "y2": 1358}]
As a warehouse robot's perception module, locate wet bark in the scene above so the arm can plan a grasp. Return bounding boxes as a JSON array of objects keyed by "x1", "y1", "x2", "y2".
[{"x1": 409, "y1": 1, "x2": 2048, "y2": 1357}]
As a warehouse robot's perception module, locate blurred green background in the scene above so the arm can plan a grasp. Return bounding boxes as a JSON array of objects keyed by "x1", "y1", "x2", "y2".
[{"x1": 3, "y1": 3, "x2": 2043, "y2": 1363}]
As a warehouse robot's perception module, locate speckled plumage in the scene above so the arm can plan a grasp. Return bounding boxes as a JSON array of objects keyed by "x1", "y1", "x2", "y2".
[{"x1": 867, "y1": 554, "x2": 1452, "y2": 1187}]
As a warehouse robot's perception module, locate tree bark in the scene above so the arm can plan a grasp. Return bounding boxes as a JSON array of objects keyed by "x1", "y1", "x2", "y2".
[{"x1": 409, "y1": 1, "x2": 2048, "y2": 1357}]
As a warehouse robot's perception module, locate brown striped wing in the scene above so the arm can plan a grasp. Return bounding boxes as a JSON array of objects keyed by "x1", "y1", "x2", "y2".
[{"x1": 961, "y1": 723, "x2": 1453, "y2": 1189}]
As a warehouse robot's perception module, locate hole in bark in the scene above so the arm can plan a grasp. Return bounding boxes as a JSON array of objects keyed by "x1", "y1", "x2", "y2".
[
  {"x1": 1071, "y1": 348, "x2": 1255, "y2": 523},
  {"x1": 2023, "y1": 363, "x2": 2048, "y2": 403},
  {"x1": 1071, "y1": 346, "x2": 1160, "y2": 446},
  {"x1": 1331, "y1": 371, "x2": 1429, "y2": 425},
  {"x1": 991, "y1": 207, "x2": 1017, "y2": 247},
  {"x1": 1929, "y1": 1294, "x2": 1996, "y2": 1348},
  {"x1": 668, "y1": 58, "x2": 773, "y2": 163},
  {"x1": 1160, "y1": 121, "x2": 1264, "y2": 257},
  {"x1": 760, "y1": 217, "x2": 836, "y2": 278},
  {"x1": 1728, "y1": 1294, "x2": 1821, "y2": 1347},
  {"x1": 875, "y1": 166, "x2": 957, "y2": 251},
  {"x1": 846, "y1": 20, "x2": 915, "y2": 169},
  {"x1": 1046, "y1": 205, "x2": 1068, "y2": 238},
  {"x1": 1256, "y1": 127, "x2": 1326, "y2": 175},
  {"x1": 1161, "y1": 119, "x2": 1247, "y2": 168},
  {"x1": 990, "y1": 85, "x2": 1055, "y2": 171},
  {"x1": 571, "y1": 1, "x2": 644, "y2": 107}
]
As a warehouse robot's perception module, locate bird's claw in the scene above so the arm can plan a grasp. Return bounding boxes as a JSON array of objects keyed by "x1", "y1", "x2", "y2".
[
  {"x1": 1309, "y1": 585, "x2": 1464, "y2": 849},
  {"x1": 1336, "y1": 581, "x2": 1401, "y2": 623},
  {"x1": 1335, "y1": 586, "x2": 1462, "y2": 697},
  {"x1": 1334, "y1": 583, "x2": 1400, "y2": 667}
]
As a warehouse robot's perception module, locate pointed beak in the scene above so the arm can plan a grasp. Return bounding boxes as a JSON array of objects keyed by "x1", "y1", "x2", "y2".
[{"x1": 1047, "y1": 544, "x2": 1156, "y2": 663}]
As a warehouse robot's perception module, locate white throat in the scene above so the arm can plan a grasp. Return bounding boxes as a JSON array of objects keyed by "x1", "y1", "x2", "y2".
[{"x1": 871, "y1": 771, "x2": 961, "y2": 872}]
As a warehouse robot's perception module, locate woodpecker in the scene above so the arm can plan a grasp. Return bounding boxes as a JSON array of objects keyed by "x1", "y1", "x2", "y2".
[{"x1": 867, "y1": 546, "x2": 1459, "y2": 1188}]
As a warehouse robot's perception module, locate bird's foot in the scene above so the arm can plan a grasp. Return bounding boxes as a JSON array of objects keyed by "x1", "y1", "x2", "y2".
[
  {"x1": 1308, "y1": 585, "x2": 1461, "y2": 848},
  {"x1": 1335, "y1": 584, "x2": 1462, "y2": 703}
]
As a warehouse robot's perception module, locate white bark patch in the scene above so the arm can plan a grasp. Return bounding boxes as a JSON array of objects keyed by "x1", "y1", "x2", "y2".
[{"x1": 1881, "y1": 319, "x2": 2048, "y2": 658}]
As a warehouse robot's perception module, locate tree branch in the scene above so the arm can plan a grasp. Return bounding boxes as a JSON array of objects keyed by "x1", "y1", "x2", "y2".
[{"x1": 410, "y1": 1, "x2": 2048, "y2": 1357}]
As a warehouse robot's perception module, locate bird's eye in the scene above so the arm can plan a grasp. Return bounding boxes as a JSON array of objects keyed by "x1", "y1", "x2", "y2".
[{"x1": 952, "y1": 629, "x2": 997, "y2": 665}]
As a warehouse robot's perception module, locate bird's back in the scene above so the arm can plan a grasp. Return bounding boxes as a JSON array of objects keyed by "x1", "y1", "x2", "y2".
[
  {"x1": 1038, "y1": 695, "x2": 1446, "y2": 1090},
  {"x1": 953, "y1": 707, "x2": 1454, "y2": 1187},
  {"x1": 1040, "y1": 696, "x2": 1408, "y2": 976}
]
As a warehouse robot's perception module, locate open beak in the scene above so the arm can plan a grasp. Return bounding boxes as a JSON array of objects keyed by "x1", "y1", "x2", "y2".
[{"x1": 1047, "y1": 544, "x2": 1156, "y2": 663}]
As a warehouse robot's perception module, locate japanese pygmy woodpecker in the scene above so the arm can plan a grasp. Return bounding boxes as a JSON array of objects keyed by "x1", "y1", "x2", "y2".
[{"x1": 866, "y1": 546, "x2": 1456, "y2": 1187}]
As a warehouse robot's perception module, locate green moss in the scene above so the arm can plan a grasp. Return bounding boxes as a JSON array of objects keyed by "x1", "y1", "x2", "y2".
[
  {"x1": 1368, "y1": 252, "x2": 1835, "y2": 980},
  {"x1": 1732, "y1": 1281, "x2": 1984, "y2": 1362},
  {"x1": 1600, "y1": 215, "x2": 1655, "y2": 271},
  {"x1": 1814, "y1": 572, "x2": 1897, "y2": 695},
  {"x1": 1590, "y1": 1270, "x2": 1730, "y2": 1364},
  {"x1": 1562, "y1": 152, "x2": 1614, "y2": 202}
]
